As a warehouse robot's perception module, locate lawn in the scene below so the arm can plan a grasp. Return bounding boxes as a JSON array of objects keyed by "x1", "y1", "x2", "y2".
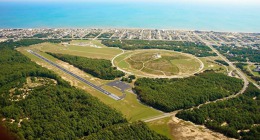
[
  {"x1": 114, "y1": 49, "x2": 202, "y2": 77},
  {"x1": 248, "y1": 65, "x2": 260, "y2": 76},
  {"x1": 27, "y1": 40, "x2": 122, "y2": 60},
  {"x1": 147, "y1": 117, "x2": 173, "y2": 140},
  {"x1": 199, "y1": 56, "x2": 228, "y2": 73}
]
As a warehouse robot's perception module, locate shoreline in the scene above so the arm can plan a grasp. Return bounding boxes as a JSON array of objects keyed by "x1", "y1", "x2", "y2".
[{"x1": 1, "y1": 27, "x2": 259, "y2": 34}]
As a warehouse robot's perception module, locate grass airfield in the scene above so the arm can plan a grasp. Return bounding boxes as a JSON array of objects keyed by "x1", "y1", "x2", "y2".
[
  {"x1": 17, "y1": 40, "x2": 231, "y2": 139},
  {"x1": 17, "y1": 40, "x2": 163, "y2": 122},
  {"x1": 27, "y1": 40, "x2": 122, "y2": 60},
  {"x1": 114, "y1": 49, "x2": 203, "y2": 78}
]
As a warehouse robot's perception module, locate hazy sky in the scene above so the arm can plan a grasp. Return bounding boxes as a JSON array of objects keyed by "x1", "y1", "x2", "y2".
[
  {"x1": 0, "y1": 0, "x2": 259, "y2": 3},
  {"x1": 1, "y1": 0, "x2": 260, "y2": 6}
]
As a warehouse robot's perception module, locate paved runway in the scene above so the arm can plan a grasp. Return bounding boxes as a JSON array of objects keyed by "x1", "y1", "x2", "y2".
[{"x1": 27, "y1": 50, "x2": 122, "y2": 100}]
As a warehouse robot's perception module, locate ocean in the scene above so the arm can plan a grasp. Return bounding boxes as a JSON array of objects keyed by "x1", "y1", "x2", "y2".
[{"x1": 0, "y1": 2, "x2": 260, "y2": 32}]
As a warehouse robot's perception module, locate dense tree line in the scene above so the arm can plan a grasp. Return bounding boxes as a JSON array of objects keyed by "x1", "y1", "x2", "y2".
[
  {"x1": 32, "y1": 33, "x2": 52, "y2": 38},
  {"x1": 0, "y1": 45, "x2": 68, "y2": 87},
  {"x1": 47, "y1": 52, "x2": 125, "y2": 80},
  {"x1": 0, "y1": 85, "x2": 126, "y2": 140},
  {"x1": 98, "y1": 33, "x2": 114, "y2": 39},
  {"x1": 102, "y1": 40, "x2": 217, "y2": 57},
  {"x1": 0, "y1": 40, "x2": 167, "y2": 139},
  {"x1": 0, "y1": 39, "x2": 70, "y2": 50},
  {"x1": 83, "y1": 122, "x2": 169, "y2": 140},
  {"x1": 134, "y1": 71, "x2": 243, "y2": 112},
  {"x1": 176, "y1": 83, "x2": 260, "y2": 139},
  {"x1": 215, "y1": 60, "x2": 229, "y2": 66},
  {"x1": 213, "y1": 45, "x2": 260, "y2": 63},
  {"x1": 0, "y1": 40, "x2": 125, "y2": 139}
]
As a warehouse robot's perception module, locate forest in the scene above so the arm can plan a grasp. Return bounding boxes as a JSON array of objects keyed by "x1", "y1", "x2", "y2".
[
  {"x1": 102, "y1": 40, "x2": 217, "y2": 57},
  {"x1": 176, "y1": 83, "x2": 260, "y2": 139},
  {"x1": 134, "y1": 71, "x2": 243, "y2": 112},
  {"x1": 0, "y1": 40, "x2": 70, "y2": 87},
  {"x1": 83, "y1": 122, "x2": 168, "y2": 140},
  {"x1": 215, "y1": 59, "x2": 229, "y2": 66},
  {"x1": 0, "y1": 39, "x2": 167, "y2": 139},
  {"x1": 213, "y1": 45, "x2": 260, "y2": 63},
  {"x1": 47, "y1": 52, "x2": 125, "y2": 80}
]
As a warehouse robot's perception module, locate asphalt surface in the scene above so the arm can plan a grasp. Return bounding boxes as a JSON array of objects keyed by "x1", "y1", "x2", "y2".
[
  {"x1": 27, "y1": 50, "x2": 122, "y2": 101},
  {"x1": 107, "y1": 80, "x2": 131, "y2": 92}
]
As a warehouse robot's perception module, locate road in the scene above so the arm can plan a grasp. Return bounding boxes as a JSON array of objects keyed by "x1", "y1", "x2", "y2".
[
  {"x1": 143, "y1": 111, "x2": 180, "y2": 122},
  {"x1": 27, "y1": 50, "x2": 123, "y2": 101},
  {"x1": 193, "y1": 33, "x2": 249, "y2": 93},
  {"x1": 196, "y1": 33, "x2": 260, "y2": 89},
  {"x1": 247, "y1": 64, "x2": 260, "y2": 89},
  {"x1": 143, "y1": 34, "x2": 250, "y2": 122}
]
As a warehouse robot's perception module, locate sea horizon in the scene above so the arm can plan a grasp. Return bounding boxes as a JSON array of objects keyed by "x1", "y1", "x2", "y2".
[{"x1": 1, "y1": 2, "x2": 260, "y2": 33}]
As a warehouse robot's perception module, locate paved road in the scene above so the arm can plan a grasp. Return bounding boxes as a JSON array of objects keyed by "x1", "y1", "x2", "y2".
[
  {"x1": 193, "y1": 33, "x2": 249, "y2": 92},
  {"x1": 27, "y1": 50, "x2": 123, "y2": 101},
  {"x1": 143, "y1": 111, "x2": 180, "y2": 123},
  {"x1": 143, "y1": 34, "x2": 251, "y2": 122}
]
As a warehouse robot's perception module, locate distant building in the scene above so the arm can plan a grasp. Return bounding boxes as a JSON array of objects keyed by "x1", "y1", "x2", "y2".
[
  {"x1": 61, "y1": 42, "x2": 69, "y2": 45},
  {"x1": 254, "y1": 65, "x2": 260, "y2": 72},
  {"x1": 153, "y1": 53, "x2": 161, "y2": 59}
]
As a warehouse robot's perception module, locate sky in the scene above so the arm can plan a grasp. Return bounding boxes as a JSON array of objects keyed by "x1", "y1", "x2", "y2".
[{"x1": 1, "y1": 0, "x2": 260, "y2": 5}]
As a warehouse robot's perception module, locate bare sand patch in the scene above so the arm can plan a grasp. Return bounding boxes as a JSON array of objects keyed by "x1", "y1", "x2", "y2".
[{"x1": 170, "y1": 116, "x2": 235, "y2": 140}]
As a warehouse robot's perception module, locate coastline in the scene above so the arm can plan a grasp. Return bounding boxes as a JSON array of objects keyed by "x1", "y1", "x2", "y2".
[
  {"x1": 1, "y1": 2, "x2": 260, "y2": 33},
  {"x1": 1, "y1": 27, "x2": 259, "y2": 34}
]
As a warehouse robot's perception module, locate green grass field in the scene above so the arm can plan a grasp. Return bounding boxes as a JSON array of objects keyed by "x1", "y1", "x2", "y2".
[
  {"x1": 199, "y1": 56, "x2": 229, "y2": 75},
  {"x1": 248, "y1": 65, "x2": 260, "y2": 76},
  {"x1": 114, "y1": 50, "x2": 202, "y2": 77},
  {"x1": 28, "y1": 40, "x2": 122, "y2": 60},
  {"x1": 147, "y1": 117, "x2": 174, "y2": 140},
  {"x1": 17, "y1": 46, "x2": 163, "y2": 123},
  {"x1": 126, "y1": 58, "x2": 143, "y2": 70}
]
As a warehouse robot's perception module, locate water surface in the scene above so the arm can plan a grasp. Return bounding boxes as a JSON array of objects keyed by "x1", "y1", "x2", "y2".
[{"x1": 0, "y1": 2, "x2": 259, "y2": 32}]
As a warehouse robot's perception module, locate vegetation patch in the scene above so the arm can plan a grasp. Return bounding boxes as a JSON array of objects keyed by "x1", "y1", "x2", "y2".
[
  {"x1": 235, "y1": 63, "x2": 260, "y2": 83},
  {"x1": 18, "y1": 47, "x2": 163, "y2": 123},
  {"x1": 97, "y1": 33, "x2": 114, "y2": 39},
  {"x1": 47, "y1": 52, "x2": 125, "y2": 80},
  {"x1": 213, "y1": 45, "x2": 260, "y2": 63},
  {"x1": 214, "y1": 59, "x2": 229, "y2": 66},
  {"x1": 176, "y1": 83, "x2": 260, "y2": 139},
  {"x1": 9, "y1": 77, "x2": 57, "y2": 102},
  {"x1": 134, "y1": 71, "x2": 243, "y2": 112},
  {"x1": 0, "y1": 41, "x2": 125, "y2": 139},
  {"x1": 83, "y1": 122, "x2": 169, "y2": 140},
  {"x1": 102, "y1": 40, "x2": 216, "y2": 57},
  {"x1": 0, "y1": 39, "x2": 165, "y2": 139},
  {"x1": 126, "y1": 58, "x2": 143, "y2": 70},
  {"x1": 147, "y1": 117, "x2": 173, "y2": 140},
  {"x1": 115, "y1": 50, "x2": 201, "y2": 77},
  {"x1": 28, "y1": 40, "x2": 122, "y2": 60},
  {"x1": 83, "y1": 32, "x2": 101, "y2": 38}
]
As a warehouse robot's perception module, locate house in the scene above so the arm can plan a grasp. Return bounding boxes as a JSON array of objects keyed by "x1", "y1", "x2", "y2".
[
  {"x1": 254, "y1": 65, "x2": 260, "y2": 72},
  {"x1": 153, "y1": 53, "x2": 161, "y2": 59}
]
